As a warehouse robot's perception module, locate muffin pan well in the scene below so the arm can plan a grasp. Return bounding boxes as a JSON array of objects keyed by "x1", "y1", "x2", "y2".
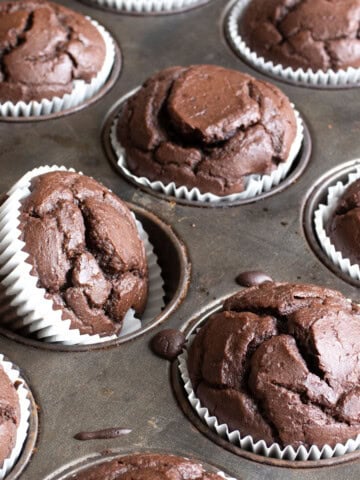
[
  {"x1": 103, "y1": 98, "x2": 312, "y2": 207},
  {"x1": 79, "y1": 0, "x2": 212, "y2": 16},
  {"x1": 0, "y1": 202, "x2": 190, "y2": 351},
  {"x1": 43, "y1": 450, "x2": 236, "y2": 479},
  {"x1": 303, "y1": 159, "x2": 360, "y2": 288},
  {"x1": 0, "y1": 0, "x2": 359, "y2": 479},
  {"x1": 173, "y1": 297, "x2": 360, "y2": 467},
  {"x1": 0, "y1": 36, "x2": 122, "y2": 122}
]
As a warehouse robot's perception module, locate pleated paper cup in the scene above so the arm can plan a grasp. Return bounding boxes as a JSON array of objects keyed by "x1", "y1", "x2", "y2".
[
  {"x1": 0, "y1": 166, "x2": 165, "y2": 346},
  {"x1": 0, "y1": 18, "x2": 115, "y2": 118},
  {"x1": 314, "y1": 166, "x2": 360, "y2": 281},
  {"x1": 110, "y1": 93, "x2": 304, "y2": 204},
  {"x1": 226, "y1": 0, "x2": 360, "y2": 87},
  {"x1": 87, "y1": 0, "x2": 209, "y2": 14},
  {"x1": 217, "y1": 473, "x2": 236, "y2": 480},
  {"x1": 178, "y1": 330, "x2": 360, "y2": 461},
  {"x1": 0, "y1": 354, "x2": 31, "y2": 479}
]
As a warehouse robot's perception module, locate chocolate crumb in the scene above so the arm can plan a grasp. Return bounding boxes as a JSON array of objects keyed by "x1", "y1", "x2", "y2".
[{"x1": 74, "y1": 427, "x2": 131, "y2": 441}]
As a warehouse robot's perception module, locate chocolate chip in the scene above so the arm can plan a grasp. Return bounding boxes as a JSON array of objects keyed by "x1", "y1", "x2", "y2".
[
  {"x1": 235, "y1": 271, "x2": 273, "y2": 287},
  {"x1": 151, "y1": 329, "x2": 186, "y2": 360}
]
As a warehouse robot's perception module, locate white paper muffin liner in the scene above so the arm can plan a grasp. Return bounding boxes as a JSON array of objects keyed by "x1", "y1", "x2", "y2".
[
  {"x1": 0, "y1": 18, "x2": 115, "y2": 118},
  {"x1": 226, "y1": 0, "x2": 360, "y2": 87},
  {"x1": 0, "y1": 355, "x2": 31, "y2": 479},
  {"x1": 314, "y1": 165, "x2": 360, "y2": 281},
  {"x1": 110, "y1": 94, "x2": 303, "y2": 203},
  {"x1": 88, "y1": 0, "x2": 209, "y2": 14},
  {"x1": 0, "y1": 165, "x2": 165, "y2": 346},
  {"x1": 178, "y1": 329, "x2": 360, "y2": 461},
  {"x1": 217, "y1": 473, "x2": 236, "y2": 480}
]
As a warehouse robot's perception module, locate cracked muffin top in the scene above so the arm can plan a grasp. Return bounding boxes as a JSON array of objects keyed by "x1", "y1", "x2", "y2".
[
  {"x1": 240, "y1": 0, "x2": 360, "y2": 72},
  {"x1": 0, "y1": 365, "x2": 20, "y2": 466},
  {"x1": 188, "y1": 282, "x2": 360, "y2": 449},
  {"x1": 0, "y1": 0, "x2": 106, "y2": 103},
  {"x1": 71, "y1": 453, "x2": 224, "y2": 479},
  {"x1": 326, "y1": 178, "x2": 360, "y2": 265},
  {"x1": 20, "y1": 171, "x2": 148, "y2": 337},
  {"x1": 116, "y1": 65, "x2": 297, "y2": 197}
]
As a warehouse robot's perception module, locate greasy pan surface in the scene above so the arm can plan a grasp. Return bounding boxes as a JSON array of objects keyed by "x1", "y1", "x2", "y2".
[{"x1": 0, "y1": 0, "x2": 359, "y2": 478}]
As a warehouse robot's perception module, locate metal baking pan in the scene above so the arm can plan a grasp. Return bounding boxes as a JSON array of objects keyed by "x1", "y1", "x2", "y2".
[{"x1": 0, "y1": 0, "x2": 359, "y2": 478}]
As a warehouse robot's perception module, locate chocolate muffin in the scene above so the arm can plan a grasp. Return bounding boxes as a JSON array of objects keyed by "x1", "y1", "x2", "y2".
[
  {"x1": 0, "y1": 0, "x2": 106, "y2": 103},
  {"x1": 188, "y1": 282, "x2": 360, "y2": 449},
  {"x1": 117, "y1": 65, "x2": 297, "y2": 196},
  {"x1": 20, "y1": 171, "x2": 148, "y2": 337},
  {"x1": 326, "y1": 178, "x2": 360, "y2": 265},
  {"x1": 240, "y1": 0, "x2": 360, "y2": 72},
  {"x1": 0, "y1": 364, "x2": 20, "y2": 466},
  {"x1": 71, "y1": 453, "x2": 224, "y2": 479}
]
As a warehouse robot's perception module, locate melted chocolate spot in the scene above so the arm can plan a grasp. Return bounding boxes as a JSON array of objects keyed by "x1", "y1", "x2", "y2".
[
  {"x1": 74, "y1": 427, "x2": 131, "y2": 441},
  {"x1": 151, "y1": 329, "x2": 186, "y2": 360},
  {"x1": 235, "y1": 271, "x2": 273, "y2": 287}
]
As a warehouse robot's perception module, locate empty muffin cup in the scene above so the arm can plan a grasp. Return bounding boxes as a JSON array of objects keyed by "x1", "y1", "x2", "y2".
[
  {"x1": 226, "y1": 0, "x2": 360, "y2": 87},
  {"x1": 0, "y1": 166, "x2": 164, "y2": 345}
]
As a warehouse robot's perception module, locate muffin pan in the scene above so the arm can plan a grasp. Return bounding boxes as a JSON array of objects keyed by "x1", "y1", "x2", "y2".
[{"x1": 0, "y1": 0, "x2": 360, "y2": 478}]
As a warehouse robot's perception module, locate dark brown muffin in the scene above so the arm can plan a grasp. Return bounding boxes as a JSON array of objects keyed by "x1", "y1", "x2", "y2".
[
  {"x1": 326, "y1": 179, "x2": 360, "y2": 264},
  {"x1": 0, "y1": 0, "x2": 106, "y2": 103},
  {"x1": 20, "y1": 171, "x2": 148, "y2": 337},
  {"x1": 71, "y1": 453, "x2": 224, "y2": 480},
  {"x1": 117, "y1": 65, "x2": 297, "y2": 196},
  {"x1": 188, "y1": 282, "x2": 360, "y2": 449},
  {"x1": 0, "y1": 365, "x2": 20, "y2": 466},
  {"x1": 240, "y1": 0, "x2": 360, "y2": 72}
]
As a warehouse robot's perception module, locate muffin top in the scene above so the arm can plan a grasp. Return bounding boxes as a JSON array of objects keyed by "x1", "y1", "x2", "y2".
[
  {"x1": 326, "y1": 178, "x2": 360, "y2": 264},
  {"x1": 188, "y1": 282, "x2": 360, "y2": 448},
  {"x1": 240, "y1": 0, "x2": 360, "y2": 72},
  {"x1": 71, "y1": 453, "x2": 224, "y2": 479},
  {"x1": 117, "y1": 64, "x2": 297, "y2": 196},
  {"x1": 0, "y1": 0, "x2": 106, "y2": 103},
  {"x1": 20, "y1": 171, "x2": 148, "y2": 337},
  {"x1": 0, "y1": 365, "x2": 20, "y2": 465}
]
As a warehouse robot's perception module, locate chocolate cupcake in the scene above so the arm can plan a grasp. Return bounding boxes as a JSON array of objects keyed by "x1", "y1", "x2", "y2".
[
  {"x1": 0, "y1": 365, "x2": 20, "y2": 467},
  {"x1": 227, "y1": 0, "x2": 360, "y2": 86},
  {"x1": 0, "y1": 354, "x2": 32, "y2": 478},
  {"x1": 0, "y1": 0, "x2": 115, "y2": 116},
  {"x1": 113, "y1": 65, "x2": 302, "y2": 202},
  {"x1": 88, "y1": 0, "x2": 210, "y2": 14},
  {"x1": 314, "y1": 168, "x2": 360, "y2": 280},
  {"x1": 0, "y1": 166, "x2": 164, "y2": 345},
  {"x1": 326, "y1": 178, "x2": 360, "y2": 264},
  {"x1": 70, "y1": 453, "x2": 229, "y2": 479},
  {"x1": 180, "y1": 282, "x2": 360, "y2": 460}
]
